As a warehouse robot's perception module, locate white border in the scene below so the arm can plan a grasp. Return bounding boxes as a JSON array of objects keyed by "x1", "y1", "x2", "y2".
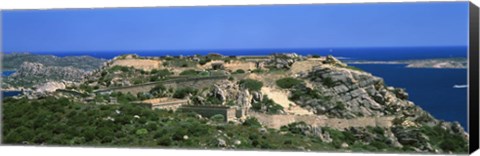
[{"x1": 0, "y1": 0, "x2": 478, "y2": 156}]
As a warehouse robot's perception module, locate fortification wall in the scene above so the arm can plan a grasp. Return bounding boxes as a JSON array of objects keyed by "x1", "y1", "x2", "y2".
[
  {"x1": 179, "y1": 106, "x2": 236, "y2": 122},
  {"x1": 96, "y1": 76, "x2": 228, "y2": 95},
  {"x1": 249, "y1": 111, "x2": 394, "y2": 130}
]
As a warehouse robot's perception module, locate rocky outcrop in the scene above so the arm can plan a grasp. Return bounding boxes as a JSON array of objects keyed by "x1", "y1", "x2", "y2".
[
  {"x1": 34, "y1": 81, "x2": 66, "y2": 93},
  {"x1": 4, "y1": 62, "x2": 92, "y2": 88},
  {"x1": 280, "y1": 55, "x2": 468, "y2": 153},
  {"x1": 265, "y1": 53, "x2": 304, "y2": 69},
  {"x1": 323, "y1": 55, "x2": 347, "y2": 67},
  {"x1": 291, "y1": 64, "x2": 419, "y2": 119},
  {"x1": 13, "y1": 62, "x2": 89, "y2": 81},
  {"x1": 3, "y1": 52, "x2": 106, "y2": 71}
]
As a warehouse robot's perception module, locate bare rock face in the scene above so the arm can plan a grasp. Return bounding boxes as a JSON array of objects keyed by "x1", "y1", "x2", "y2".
[
  {"x1": 295, "y1": 64, "x2": 418, "y2": 119},
  {"x1": 209, "y1": 80, "x2": 240, "y2": 104},
  {"x1": 323, "y1": 55, "x2": 347, "y2": 67},
  {"x1": 237, "y1": 89, "x2": 253, "y2": 110},
  {"x1": 5, "y1": 62, "x2": 90, "y2": 88},
  {"x1": 13, "y1": 62, "x2": 89, "y2": 81},
  {"x1": 35, "y1": 81, "x2": 66, "y2": 93},
  {"x1": 284, "y1": 56, "x2": 468, "y2": 153}
]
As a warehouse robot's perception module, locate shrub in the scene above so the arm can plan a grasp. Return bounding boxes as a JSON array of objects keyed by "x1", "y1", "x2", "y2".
[
  {"x1": 199, "y1": 59, "x2": 211, "y2": 65},
  {"x1": 179, "y1": 69, "x2": 199, "y2": 76},
  {"x1": 109, "y1": 65, "x2": 130, "y2": 72},
  {"x1": 135, "y1": 129, "x2": 148, "y2": 136},
  {"x1": 233, "y1": 69, "x2": 246, "y2": 74},
  {"x1": 173, "y1": 87, "x2": 198, "y2": 99},
  {"x1": 251, "y1": 95, "x2": 284, "y2": 114},
  {"x1": 276, "y1": 77, "x2": 303, "y2": 89},
  {"x1": 251, "y1": 69, "x2": 264, "y2": 74},
  {"x1": 321, "y1": 77, "x2": 336, "y2": 88},
  {"x1": 210, "y1": 114, "x2": 225, "y2": 122},
  {"x1": 242, "y1": 117, "x2": 262, "y2": 128},
  {"x1": 153, "y1": 69, "x2": 172, "y2": 78},
  {"x1": 239, "y1": 79, "x2": 263, "y2": 91},
  {"x1": 149, "y1": 84, "x2": 167, "y2": 97}
]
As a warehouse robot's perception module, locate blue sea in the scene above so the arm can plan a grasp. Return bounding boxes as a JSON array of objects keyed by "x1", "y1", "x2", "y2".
[
  {"x1": 2, "y1": 46, "x2": 469, "y2": 130},
  {"x1": 2, "y1": 91, "x2": 22, "y2": 97},
  {"x1": 27, "y1": 46, "x2": 466, "y2": 60},
  {"x1": 2, "y1": 70, "x2": 16, "y2": 77},
  {"x1": 349, "y1": 64, "x2": 468, "y2": 130}
]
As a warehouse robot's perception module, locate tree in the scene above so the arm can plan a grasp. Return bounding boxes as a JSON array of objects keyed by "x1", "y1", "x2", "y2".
[
  {"x1": 173, "y1": 87, "x2": 198, "y2": 99},
  {"x1": 149, "y1": 84, "x2": 167, "y2": 97},
  {"x1": 276, "y1": 77, "x2": 303, "y2": 89},
  {"x1": 233, "y1": 69, "x2": 245, "y2": 74},
  {"x1": 239, "y1": 79, "x2": 263, "y2": 91}
]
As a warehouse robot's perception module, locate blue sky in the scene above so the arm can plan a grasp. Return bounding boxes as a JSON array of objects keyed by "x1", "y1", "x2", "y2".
[{"x1": 1, "y1": 2, "x2": 469, "y2": 52}]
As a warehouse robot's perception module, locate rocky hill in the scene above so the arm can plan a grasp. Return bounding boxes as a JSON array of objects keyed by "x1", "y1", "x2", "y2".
[
  {"x1": 2, "y1": 52, "x2": 106, "y2": 71},
  {"x1": 2, "y1": 53, "x2": 106, "y2": 88},
  {"x1": 8, "y1": 53, "x2": 467, "y2": 153}
]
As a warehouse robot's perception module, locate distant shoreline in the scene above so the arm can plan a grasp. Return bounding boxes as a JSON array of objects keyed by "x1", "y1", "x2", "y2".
[{"x1": 346, "y1": 58, "x2": 467, "y2": 69}]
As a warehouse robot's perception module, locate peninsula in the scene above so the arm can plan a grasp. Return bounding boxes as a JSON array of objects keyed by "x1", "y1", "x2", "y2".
[{"x1": 2, "y1": 53, "x2": 468, "y2": 154}]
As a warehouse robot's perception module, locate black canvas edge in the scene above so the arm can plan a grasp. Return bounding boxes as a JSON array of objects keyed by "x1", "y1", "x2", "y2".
[{"x1": 469, "y1": 1, "x2": 480, "y2": 154}]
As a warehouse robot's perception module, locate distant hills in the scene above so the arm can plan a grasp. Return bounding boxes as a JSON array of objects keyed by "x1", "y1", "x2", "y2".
[
  {"x1": 2, "y1": 52, "x2": 107, "y2": 88},
  {"x1": 2, "y1": 52, "x2": 107, "y2": 71}
]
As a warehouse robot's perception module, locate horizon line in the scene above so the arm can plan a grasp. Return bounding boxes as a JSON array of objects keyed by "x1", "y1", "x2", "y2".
[{"x1": 2, "y1": 45, "x2": 468, "y2": 54}]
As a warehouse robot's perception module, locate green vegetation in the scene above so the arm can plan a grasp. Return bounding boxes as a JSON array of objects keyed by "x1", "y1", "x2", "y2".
[
  {"x1": 276, "y1": 77, "x2": 303, "y2": 89},
  {"x1": 251, "y1": 69, "x2": 265, "y2": 74},
  {"x1": 2, "y1": 95, "x2": 467, "y2": 153},
  {"x1": 179, "y1": 69, "x2": 200, "y2": 76},
  {"x1": 149, "y1": 69, "x2": 172, "y2": 81},
  {"x1": 210, "y1": 114, "x2": 225, "y2": 122},
  {"x1": 251, "y1": 95, "x2": 284, "y2": 114},
  {"x1": 321, "y1": 77, "x2": 336, "y2": 88},
  {"x1": 343, "y1": 65, "x2": 364, "y2": 72},
  {"x1": 149, "y1": 84, "x2": 168, "y2": 98},
  {"x1": 163, "y1": 58, "x2": 197, "y2": 67},
  {"x1": 238, "y1": 79, "x2": 263, "y2": 91},
  {"x1": 0, "y1": 97, "x2": 335, "y2": 151},
  {"x1": 419, "y1": 124, "x2": 468, "y2": 153},
  {"x1": 242, "y1": 117, "x2": 262, "y2": 128},
  {"x1": 173, "y1": 87, "x2": 198, "y2": 99},
  {"x1": 289, "y1": 85, "x2": 327, "y2": 101},
  {"x1": 198, "y1": 58, "x2": 211, "y2": 65},
  {"x1": 232, "y1": 69, "x2": 246, "y2": 74}
]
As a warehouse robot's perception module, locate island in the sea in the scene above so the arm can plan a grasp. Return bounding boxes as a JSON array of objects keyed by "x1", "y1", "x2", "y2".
[
  {"x1": 1, "y1": 52, "x2": 469, "y2": 154},
  {"x1": 345, "y1": 58, "x2": 467, "y2": 69}
]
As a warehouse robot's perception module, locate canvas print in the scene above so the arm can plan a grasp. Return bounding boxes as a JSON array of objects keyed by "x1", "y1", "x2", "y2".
[{"x1": 1, "y1": 2, "x2": 471, "y2": 154}]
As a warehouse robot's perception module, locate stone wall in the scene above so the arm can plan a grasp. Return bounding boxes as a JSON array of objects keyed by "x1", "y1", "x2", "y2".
[
  {"x1": 179, "y1": 105, "x2": 237, "y2": 122},
  {"x1": 249, "y1": 111, "x2": 394, "y2": 130},
  {"x1": 95, "y1": 76, "x2": 228, "y2": 95}
]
